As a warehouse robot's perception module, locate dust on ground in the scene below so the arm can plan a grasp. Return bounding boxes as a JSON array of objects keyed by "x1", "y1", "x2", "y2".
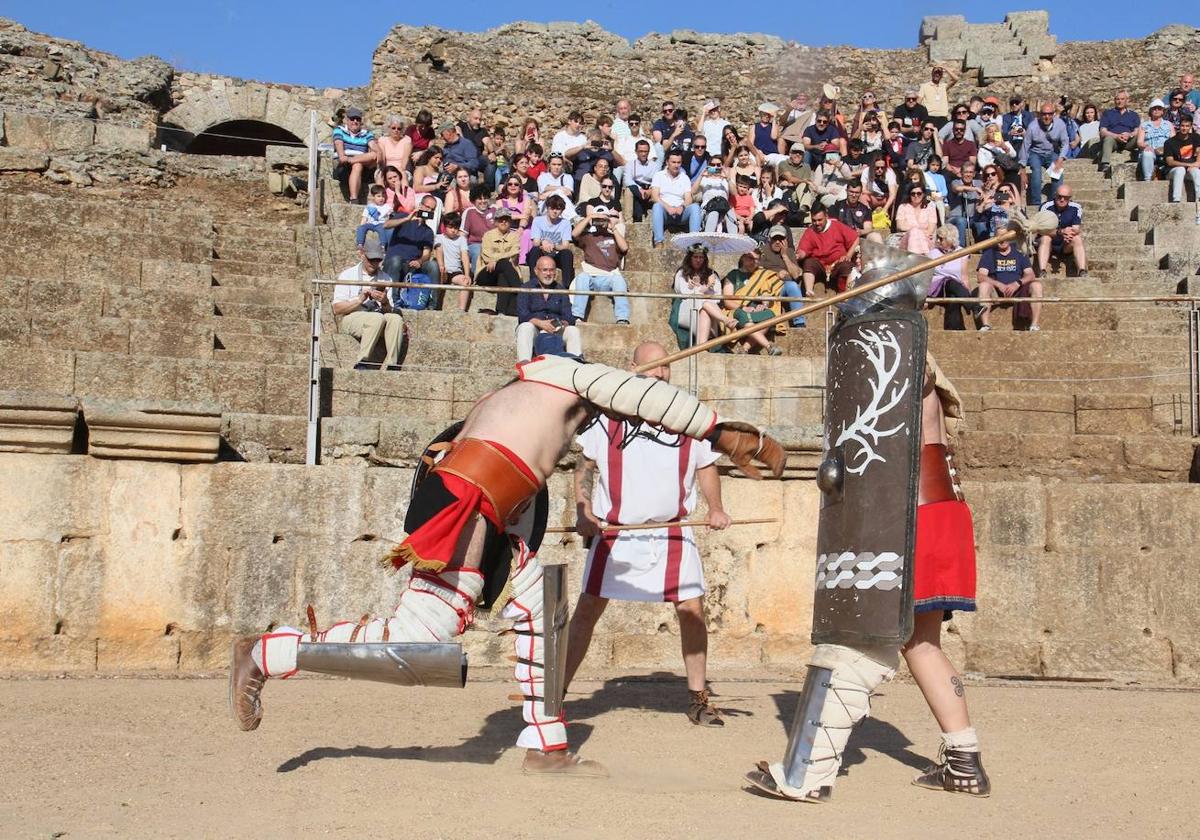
[{"x1": 1, "y1": 671, "x2": 1194, "y2": 839}]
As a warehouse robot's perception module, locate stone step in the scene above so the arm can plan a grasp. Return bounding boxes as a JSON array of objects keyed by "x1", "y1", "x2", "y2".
[
  {"x1": 213, "y1": 245, "x2": 301, "y2": 265},
  {"x1": 213, "y1": 222, "x2": 297, "y2": 242},
  {"x1": 213, "y1": 302, "x2": 310, "y2": 322},
  {"x1": 212, "y1": 286, "x2": 307, "y2": 307},
  {"x1": 212, "y1": 272, "x2": 310, "y2": 292},
  {"x1": 934, "y1": 358, "x2": 1185, "y2": 394},
  {"x1": 212, "y1": 317, "x2": 312, "y2": 339},
  {"x1": 212, "y1": 259, "x2": 302, "y2": 279},
  {"x1": 957, "y1": 430, "x2": 1197, "y2": 483},
  {"x1": 214, "y1": 331, "x2": 307, "y2": 356},
  {"x1": 958, "y1": 390, "x2": 1190, "y2": 436},
  {"x1": 213, "y1": 348, "x2": 310, "y2": 367},
  {"x1": 0, "y1": 221, "x2": 212, "y2": 264}
]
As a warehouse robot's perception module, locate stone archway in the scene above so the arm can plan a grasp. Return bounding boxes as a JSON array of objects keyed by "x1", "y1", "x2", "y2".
[{"x1": 161, "y1": 83, "x2": 316, "y2": 153}]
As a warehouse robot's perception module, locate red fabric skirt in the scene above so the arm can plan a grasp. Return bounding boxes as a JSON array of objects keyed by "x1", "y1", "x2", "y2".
[{"x1": 913, "y1": 500, "x2": 977, "y2": 615}]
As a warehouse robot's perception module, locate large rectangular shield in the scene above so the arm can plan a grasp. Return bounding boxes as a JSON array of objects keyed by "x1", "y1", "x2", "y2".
[{"x1": 811, "y1": 309, "x2": 927, "y2": 647}]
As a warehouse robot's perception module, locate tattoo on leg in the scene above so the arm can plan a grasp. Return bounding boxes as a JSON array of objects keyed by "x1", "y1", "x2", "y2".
[{"x1": 951, "y1": 675, "x2": 964, "y2": 697}]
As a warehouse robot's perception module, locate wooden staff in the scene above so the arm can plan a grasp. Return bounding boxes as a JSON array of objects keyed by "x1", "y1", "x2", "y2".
[
  {"x1": 543, "y1": 516, "x2": 778, "y2": 534},
  {"x1": 633, "y1": 228, "x2": 1020, "y2": 373}
]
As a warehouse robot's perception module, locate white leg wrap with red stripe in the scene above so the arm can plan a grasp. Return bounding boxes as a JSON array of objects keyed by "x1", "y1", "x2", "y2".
[
  {"x1": 501, "y1": 544, "x2": 568, "y2": 752},
  {"x1": 255, "y1": 569, "x2": 485, "y2": 678}
]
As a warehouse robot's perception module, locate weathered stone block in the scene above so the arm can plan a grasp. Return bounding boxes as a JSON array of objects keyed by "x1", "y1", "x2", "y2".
[
  {"x1": 266, "y1": 144, "x2": 308, "y2": 169},
  {"x1": 928, "y1": 42, "x2": 967, "y2": 64},
  {"x1": 979, "y1": 393, "x2": 1074, "y2": 433},
  {"x1": 140, "y1": 259, "x2": 212, "y2": 294},
  {"x1": 1040, "y1": 636, "x2": 1173, "y2": 682},
  {"x1": 94, "y1": 121, "x2": 150, "y2": 151},
  {"x1": 1045, "y1": 485, "x2": 1140, "y2": 550},
  {"x1": 101, "y1": 284, "x2": 210, "y2": 321},
  {"x1": 1123, "y1": 438, "x2": 1196, "y2": 475},
  {"x1": 96, "y1": 636, "x2": 180, "y2": 671},
  {"x1": 83, "y1": 398, "x2": 221, "y2": 462},
  {"x1": 0, "y1": 637, "x2": 96, "y2": 672},
  {"x1": 979, "y1": 58, "x2": 1035, "y2": 83},
  {"x1": 961, "y1": 637, "x2": 1041, "y2": 677},
  {"x1": 3, "y1": 112, "x2": 94, "y2": 150},
  {"x1": 0, "y1": 391, "x2": 79, "y2": 454},
  {"x1": 1075, "y1": 394, "x2": 1154, "y2": 435},
  {"x1": 0, "y1": 147, "x2": 50, "y2": 172},
  {"x1": 0, "y1": 347, "x2": 74, "y2": 394},
  {"x1": 73, "y1": 352, "x2": 180, "y2": 402},
  {"x1": 0, "y1": 540, "x2": 58, "y2": 637}
]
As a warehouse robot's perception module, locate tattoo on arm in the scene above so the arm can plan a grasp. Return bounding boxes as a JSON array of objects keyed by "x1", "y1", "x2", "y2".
[
  {"x1": 951, "y1": 675, "x2": 964, "y2": 697},
  {"x1": 574, "y1": 456, "x2": 596, "y2": 504}
]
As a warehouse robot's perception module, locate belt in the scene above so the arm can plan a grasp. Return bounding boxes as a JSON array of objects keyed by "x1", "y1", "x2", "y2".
[
  {"x1": 918, "y1": 444, "x2": 962, "y2": 505},
  {"x1": 432, "y1": 438, "x2": 540, "y2": 526}
]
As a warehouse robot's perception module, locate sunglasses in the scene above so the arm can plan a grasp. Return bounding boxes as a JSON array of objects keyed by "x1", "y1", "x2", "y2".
[
  {"x1": 1055, "y1": 195, "x2": 1071, "y2": 201},
  {"x1": 601, "y1": 183, "x2": 615, "y2": 189},
  {"x1": 910, "y1": 190, "x2": 924, "y2": 195},
  {"x1": 905, "y1": 96, "x2": 917, "y2": 101},
  {"x1": 347, "y1": 117, "x2": 362, "y2": 122}
]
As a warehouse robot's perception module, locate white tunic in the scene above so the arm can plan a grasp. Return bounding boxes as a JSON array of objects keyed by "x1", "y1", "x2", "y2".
[{"x1": 577, "y1": 418, "x2": 720, "y2": 602}]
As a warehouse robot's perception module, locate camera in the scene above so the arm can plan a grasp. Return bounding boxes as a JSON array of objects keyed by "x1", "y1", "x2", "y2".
[{"x1": 418, "y1": 209, "x2": 435, "y2": 219}]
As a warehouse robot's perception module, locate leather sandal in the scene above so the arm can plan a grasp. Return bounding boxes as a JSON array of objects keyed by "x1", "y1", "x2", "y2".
[
  {"x1": 521, "y1": 748, "x2": 608, "y2": 777},
  {"x1": 687, "y1": 688, "x2": 725, "y2": 726}
]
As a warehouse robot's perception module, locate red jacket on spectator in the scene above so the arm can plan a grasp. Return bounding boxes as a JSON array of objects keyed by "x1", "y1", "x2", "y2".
[{"x1": 797, "y1": 219, "x2": 858, "y2": 266}]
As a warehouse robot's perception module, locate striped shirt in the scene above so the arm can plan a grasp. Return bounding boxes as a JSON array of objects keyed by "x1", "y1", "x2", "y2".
[{"x1": 333, "y1": 125, "x2": 374, "y2": 156}]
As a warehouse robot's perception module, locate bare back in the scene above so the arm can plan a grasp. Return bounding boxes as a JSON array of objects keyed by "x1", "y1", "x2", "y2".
[
  {"x1": 921, "y1": 387, "x2": 948, "y2": 446},
  {"x1": 456, "y1": 380, "x2": 591, "y2": 481}
]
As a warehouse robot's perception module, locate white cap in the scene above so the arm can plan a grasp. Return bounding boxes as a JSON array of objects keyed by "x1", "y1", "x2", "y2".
[{"x1": 1149, "y1": 98, "x2": 1166, "y2": 109}]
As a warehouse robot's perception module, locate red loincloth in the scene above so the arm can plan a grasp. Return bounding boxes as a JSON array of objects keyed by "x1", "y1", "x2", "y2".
[
  {"x1": 389, "y1": 439, "x2": 539, "y2": 573},
  {"x1": 912, "y1": 499, "x2": 977, "y2": 614}
]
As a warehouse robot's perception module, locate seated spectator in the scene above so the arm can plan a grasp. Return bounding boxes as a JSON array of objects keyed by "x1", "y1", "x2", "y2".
[
  {"x1": 569, "y1": 129, "x2": 623, "y2": 186},
  {"x1": 475, "y1": 207, "x2": 522, "y2": 316},
  {"x1": 862, "y1": 156, "x2": 898, "y2": 216},
  {"x1": 332, "y1": 237, "x2": 403, "y2": 371},
  {"x1": 896, "y1": 181, "x2": 937, "y2": 254},
  {"x1": 649, "y1": 149, "x2": 702, "y2": 247},
  {"x1": 979, "y1": 181, "x2": 1020, "y2": 240},
  {"x1": 842, "y1": 138, "x2": 871, "y2": 181},
  {"x1": 612, "y1": 98, "x2": 633, "y2": 143},
  {"x1": 525, "y1": 143, "x2": 547, "y2": 182},
  {"x1": 729, "y1": 174, "x2": 758, "y2": 235},
  {"x1": 461, "y1": 184, "x2": 496, "y2": 275},
  {"x1": 405, "y1": 109, "x2": 436, "y2": 155},
  {"x1": 694, "y1": 157, "x2": 734, "y2": 232},
  {"x1": 924, "y1": 155, "x2": 949, "y2": 218},
  {"x1": 848, "y1": 91, "x2": 880, "y2": 136},
  {"x1": 673, "y1": 245, "x2": 737, "y2": 344},
  {"x1": 974, "y1": 98, "x2": 1003, "y2": 143},
  {"x1": 941, "y1": 120, "x2": 978, "y2": 179},
  {"x1": 903, "y1": 121, "x2": 941, "y2": 170},
  {"x1": 1165, "y1": 73, "x2": 1200, "y2": 114},
  {"x1": 527, "y1": 195, "x2": 575, "y2": 287},
  {"x1": 1137, "y1": 99, "x2": 1175, "y2": 181},
  {"x1": 700, "y1": 99, "x2": 730, "y2": 154},
  {"x1": 976, "y1": 237, "x2": 1043, "y2": 332},
  {"x1": 381, "y1": 195, "x2": 438, "y2": 287},
  {"x1": 457, "y1": 108, "x2": 488, "y2": 157},
  {"x1": 485, "y1": 126, "x2": 510, "y2": 190},
  {"x1": 356, "y1": 184, "x2": 394, "y2": 249},
  {"x1": 536, "y1": 152, "x2": 575, "y2": 217},
  {"x1": 1163, "y1": 113, "x2": 1200, "y2": 218},
  {"x1": 779, "y1": 92, "x2": 816, "y2": 154},
  {"x1": 1058, "y1": 99, "x2": 1081, "y2": 159},
  {"x1": 812, "y1": 150, "x2": 854, "y2": 208},
  {"x1": 577, "y1": 157, "x2": 618, "y2": 208},
  {"x1": 1098, "y1": 90, "x2": 1140, "y2": 172},
  {"x1": 439, "y1": 121, "x2": 481, "y2": 177},
  {"x1": 412, "y1": 146, "x2": 448, "y2": 195},
  {"x1": 759, "y1": 226, "x2": 806, "y2": 327},
  {"x1": 947, "y1": 159, "x2": 983, "y2": 245},
  {"x1": 663, "y1": 107, "x2": 696, "y2": 155},
  {"x1": 927, "y1": 225, "x2": 978, "y2": 331},
  {"x1": 508, "y1": 152, "x2": 538, "y2": 195},
  {"x1": 580, "y1": 168, "x2": 623, "y2": 217},
  {"x1": 496, "y1": 174, "x2": 535, "y2": 261},
  {"x1": 333, "y1": 107, "x2": 380, "y2": 202},
  {"x1": 867, "y1": 183, "x2": 893, "y2": 238},
  {"x1": 377, "y1": 115, "x2": 413, "y2": 175},
  {"x1": 652, "y1": 100, "x2": 677, "y2": 146},
  {"x1": 978, "y1": 123, "x2": 1022, "y2": 191},
  {"x1": 778, "y1": 145, "x2": 818, "y2": 219},
  {"x1": 1002, "y1": 96, "x2": 1035, "y2": 157},
  {"x1": 551, "y1": 111, "x2": 588, "y2": 158},
  {"x1": 571, "y1": 207, "x2": 630, "y2": 324},
  {"x1": 802, "y1": 112, "x2": 846, "y2": 169},
  {"x1": 382, "y1": 165, "x2": 416, "y2": 216},
  {"x1": 684, "y1": 136, "x2": 711, "y2": 181},
  {"x1": 855, "y1": 111, "x2": 889, "y2": 160},
  {"x1": 617, "y1": 113, "x2": 658, "y2": 166},
  {"x1": 624, "y1": 139, "x2": 662, "y2": 223},
  {"x1": 750, "y1": 168, "x2": 790, "y2": 233},
  {"x1": 938, "y1": 103, "x2": 975, "y2": 141},
  {"x1": 515, "y1": 117, "x2": 542, "y2": 156},
  {"x1": 893, "y1": 90, "x2": 930, "y2": 147},
  {"x1": 1075, "y1": 104, "x2": 1101, "y2": 158},
  {"x1": 442, "y1": 167, "x2": 473, "y2": 215},
  {"x1": 918, "y1": 65, "x2": 958, "y2": 128},
  {"x1": 722, "y1": 247, "x2": 796, "y2": 353},
  {"x1": 796, "y1": 206, "x2": 858, "y2": 295},
  {"x1": 752, "y1": 104, "x2": 783, "y2": 162},
  {"x1": 516, "y1": 256, "x2": 582, "y2": 362},
  {"x1": 1021, "y1": 102, "x2": 1070, "y2": 205},
  {"x1": 1165, "y1": 90, "x2": 1189, "y2": 131},
  {"x1": 832, "y1": 181, "x2": 882, "y2": 242},
  {"x1": 727, "y1": 142, "x2": 764, "y2": 184},
  {"x1": 1037, "y1": 185, "x2": 1088, "y2": 277},
  {"x1": 435, "y1": 212, "x2": 473, "y2": 312}
]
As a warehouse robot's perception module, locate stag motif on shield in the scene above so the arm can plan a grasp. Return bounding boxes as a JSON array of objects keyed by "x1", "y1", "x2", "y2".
[{"x1": 834, "y1": 326, "x2": 910, "y2": 476}]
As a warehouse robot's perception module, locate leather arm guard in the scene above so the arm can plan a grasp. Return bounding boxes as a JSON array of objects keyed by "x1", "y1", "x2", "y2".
[{"x1": 709, "y1": 422, "x2": 786, "y2": 480}]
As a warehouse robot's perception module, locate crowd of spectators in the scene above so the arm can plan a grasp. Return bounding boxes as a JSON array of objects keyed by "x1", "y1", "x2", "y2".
[{"x1": 328, "y1": 69, "x2": 1200, "y2": 366}]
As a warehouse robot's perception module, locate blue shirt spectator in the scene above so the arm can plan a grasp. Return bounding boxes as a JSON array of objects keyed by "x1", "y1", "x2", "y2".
[
  {"x1": 517, "y1": 278, "x2": 576, "y2": 326},
  {"x1": 1099, "y1": 104, "x2": 1140, "y2": 137},
  {"x1": 438, "y1": 121, "x2": 481, "y2": 174}
]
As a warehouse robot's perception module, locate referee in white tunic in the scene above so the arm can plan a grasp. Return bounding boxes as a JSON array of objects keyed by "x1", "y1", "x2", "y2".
[{"x1": 563, "y1": 340, "x2": 731, "y2": 725}]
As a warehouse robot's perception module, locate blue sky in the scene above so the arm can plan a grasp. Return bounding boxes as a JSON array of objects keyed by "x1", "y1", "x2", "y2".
[{"x1": 4, "y1": 2, "x2": 1185, "y2": 88}]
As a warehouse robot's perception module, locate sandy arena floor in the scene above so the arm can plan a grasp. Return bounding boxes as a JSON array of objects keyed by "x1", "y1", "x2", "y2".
[{"x1": 1, "y1": 671, "x2": 1195, "y2": 839}]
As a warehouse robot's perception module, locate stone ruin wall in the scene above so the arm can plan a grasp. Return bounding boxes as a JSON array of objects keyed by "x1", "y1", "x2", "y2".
[{"x1": 368, "y1": 20, "x2": 1200, "y2": 134}]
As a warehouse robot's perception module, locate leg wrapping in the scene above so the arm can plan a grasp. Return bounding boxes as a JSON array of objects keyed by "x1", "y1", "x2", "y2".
[
  {"x1": 255, "y1": 568, "x2": 485, "y2": 678},
  {"x1": 501, "y1": 545, "x2": 567, "y2": 751},
  {"x1": 769, "y1": 643, "x2": 898, "y2": 798}
]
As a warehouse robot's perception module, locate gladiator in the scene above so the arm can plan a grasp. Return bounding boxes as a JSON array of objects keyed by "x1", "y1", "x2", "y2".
[{"x1": 228, "y1": 353, "x2": 784, "y2": 775}]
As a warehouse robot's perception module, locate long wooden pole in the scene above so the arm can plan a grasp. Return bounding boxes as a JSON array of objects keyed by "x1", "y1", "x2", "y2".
[
  {"x1": 543, "y1": 516, "x2": 778, "y2": 534},
  {"x1": 633, "y1": 229, "x2": 1019, "y2": 373}
]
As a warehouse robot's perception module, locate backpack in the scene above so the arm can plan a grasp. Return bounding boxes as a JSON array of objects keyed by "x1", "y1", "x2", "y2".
[{"x1": 396, "y1": 272, "x2": 435, "y2": 310}]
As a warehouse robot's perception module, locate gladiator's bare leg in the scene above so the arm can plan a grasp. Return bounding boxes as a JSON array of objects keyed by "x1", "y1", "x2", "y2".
[
  {"x1": 902, "y1": 611, "x2": 970, "y2": 733},
  {"x1": 674, "y1": 597, "x2": 708, "y2": 693}
]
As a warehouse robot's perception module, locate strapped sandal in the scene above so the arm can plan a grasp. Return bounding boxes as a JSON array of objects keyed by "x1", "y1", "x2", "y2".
[
  {"x1": 912, "y1": 744, "x2": 992, "y2": 797},
  {"x1": 687, "y1": 688, "x2": 725, "y2": 727}
]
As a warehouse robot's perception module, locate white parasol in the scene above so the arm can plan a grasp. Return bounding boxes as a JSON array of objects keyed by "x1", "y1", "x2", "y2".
[{"x1": 670, "y1": 232, "x2": 759, "y2": 255}]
